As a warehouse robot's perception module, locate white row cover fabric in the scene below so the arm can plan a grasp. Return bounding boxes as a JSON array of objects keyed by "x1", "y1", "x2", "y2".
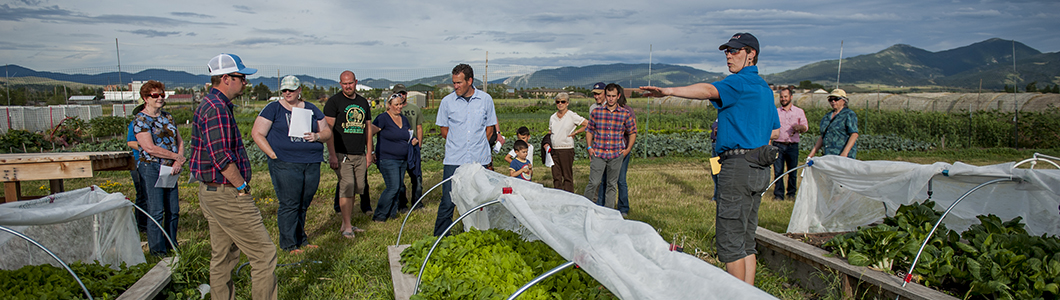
[
  {"x1": 0, "y1": 186, "x2": 145, "y2": 270},
  {"x1": 449, "y1": 164, "x2": 775, "y2": 300},
  {"x1": 788, "y1": 155, "x2": 1060, "y2": 237}
]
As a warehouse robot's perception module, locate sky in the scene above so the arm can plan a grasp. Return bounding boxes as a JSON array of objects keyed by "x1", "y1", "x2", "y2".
[{"x1": 1, "y1": 0, "x2": 1058, "y2": 82}]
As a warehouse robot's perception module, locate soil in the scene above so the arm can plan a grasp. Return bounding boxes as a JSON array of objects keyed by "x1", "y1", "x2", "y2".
[{"x1": 782, "y1": 232, "x2": 849, "y2": 248}]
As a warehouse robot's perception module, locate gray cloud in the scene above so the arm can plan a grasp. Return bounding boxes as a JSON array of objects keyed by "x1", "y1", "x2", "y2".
[
  {"x1": 123, "y1": 29, "x2": 181, "y2": 37},
  {"x1": 171, "y1": 12, "x2": 213, "y2": 19},
  {"x1": 0, "y1": 4, "x2": 231, "y2": 26},
  {"x1": 233, "y1": 5, "x2": 254, "y2": 14},
  {"x1": 19, "y1": 0, "x2": 42, "y2": 5},
  {"x1": 254, "y1": 28, "x2": 301, "y2": 35},
  {"x1": 354, "y1": 40, "x2": 383, "y2": 46}
]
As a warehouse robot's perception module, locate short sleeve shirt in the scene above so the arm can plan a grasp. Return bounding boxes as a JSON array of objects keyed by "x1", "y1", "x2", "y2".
[
  {"x1": 509, "y1": 158, "x2": 532, "y2": 181},
  {"x1": 133, "y1": 110, "x2": 179, "y2": 165},
  {"x1": 819, "y1": 107, "x2": 859, "y2": 158},
  {"x1": 324, "y1": 93, "x2": 371, "y2": 155},
  {"x1": 127, "y1": 121, "x2": 140, "y2": 162},
  {"x1": 435, "y1": 89, "x2": 498, "y2": 165},
  {"x1": 371, "y1": 112, "x2": 411, "y2": 161},
  {"x1": 549, "y1": 111, "x2": 586, "y2": 149},
  {"x1": 258, "y1": 101, "x2": 325, "y2": 163},
  {"x1": 710, "y1": 66, "x2": 780, "y2": 152},
  {"x1": 776, "y1": 105, "x2": 807, "y2": 143},
  {"x1": 401, "y1": 103, "x2": 423, "y2": 128}
]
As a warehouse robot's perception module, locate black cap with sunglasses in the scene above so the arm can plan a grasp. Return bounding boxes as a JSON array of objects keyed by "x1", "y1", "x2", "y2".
[{"x1": 719, "y1": 32, "x2": 759, "y2": 53}]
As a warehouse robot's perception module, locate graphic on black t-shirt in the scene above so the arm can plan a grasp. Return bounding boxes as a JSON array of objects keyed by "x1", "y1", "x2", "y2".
[{"x1": 343, "y1": 104, "x2": 367, "y2": 134}]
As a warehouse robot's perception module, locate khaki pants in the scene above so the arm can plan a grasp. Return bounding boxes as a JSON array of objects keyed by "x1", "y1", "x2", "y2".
[{"x1": 198, "y1": 184, "x2": 278, "y2": 300}]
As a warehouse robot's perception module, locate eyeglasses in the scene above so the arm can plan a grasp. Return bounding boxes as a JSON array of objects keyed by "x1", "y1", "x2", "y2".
[
  {"x1": 592, "y1": 92, "x2": 602, "y2": 96},
  {"x1": 555, "y1": 100, "x2": 568, "y2": 104},
  {"x1": 723, "y1": 48, "x2": 743, "y2": 55},
  {"x1": 281, "y1": 89, "x2": 296, "y2": 93},
  {"x1": 149, "y1": 93, "x2": 165, "y2": 99}
]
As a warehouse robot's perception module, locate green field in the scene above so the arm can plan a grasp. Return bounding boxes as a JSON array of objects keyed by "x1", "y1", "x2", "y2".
[{"x1": 2, "y1": 98, "x2": 1058, "y2": 299}]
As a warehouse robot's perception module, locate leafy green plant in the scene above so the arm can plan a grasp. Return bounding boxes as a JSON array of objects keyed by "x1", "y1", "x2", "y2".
[
  {"x1": 89, "y1": 116, "x2": 133, "y2": 138},
  {"x1": 823, "y1": 201, "x2": 1060, "y2": 299},
  {"x1": 0, "y1": 129, "x2": 50, "y2": 153},
  {"x1": 0, "y1": 261, "x2": 152, "y2": 299},
  {"x1": 400, "y1": 229, "x2": 617, "y2": 300}
]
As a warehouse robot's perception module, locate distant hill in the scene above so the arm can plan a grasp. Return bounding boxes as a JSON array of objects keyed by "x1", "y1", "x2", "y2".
[
  {"x1": 5, "y1": 38, "x2": 1056, "y2": 91},
  {"x1": 763, "y1": 38, "x2": 1053, "y2": 90},
  {"x1": 500, "y1": 63, "x2": 724, "y2": 89}
]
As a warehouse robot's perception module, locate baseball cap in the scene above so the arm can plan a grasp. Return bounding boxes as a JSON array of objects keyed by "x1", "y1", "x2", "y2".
[
  {"x1": 392, "y1": 84, "x2": 407, "y2": 94},
  {"x1": 719, "y1": 32, "x2": 759, "y2": 53},
  {"x1": 592, "y1": 82, "x2": 606, "y2": 93},
  {"x1": 279, "y1": 75, "x2": 300, "y2": 91},
  {"x1": 207, "y1": 53, "x2": 257, "y2": 76},
  {"x1": 828, "y1": 88, "x2": 848, "y2": 99}
]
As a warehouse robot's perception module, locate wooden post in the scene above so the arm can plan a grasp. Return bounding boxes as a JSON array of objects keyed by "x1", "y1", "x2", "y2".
[{"x1": 4, "y1": 181, "x2": 20, "y2": 202}]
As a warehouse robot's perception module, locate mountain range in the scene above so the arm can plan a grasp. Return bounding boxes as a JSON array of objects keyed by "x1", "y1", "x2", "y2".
[{"x1": 2, "y1": 38, "x2": 1055, "y2": 91}]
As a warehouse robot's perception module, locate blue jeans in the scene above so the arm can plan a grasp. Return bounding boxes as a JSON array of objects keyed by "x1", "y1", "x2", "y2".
[
  {"x1": 130, "y1": 168, "x2": 148, "y2": 232},
  {"x1": 597, "y1": 154, "x2": 630, "y2": 213},
  {"x1": 374, "y1": 159, "x2": 405, "y2": 222},
  {"x1": 137, "y1": 161, "x2": 179, "y2": 255},
  {"x1": 268, "y1": 159, "x2": 320, "y2": 251},
  {"x1": 435, "y1": 164, "x2": 488, "y2": 236},
  {"x1": 773, "y1": 142, "x2": 800, "y2": 199}
]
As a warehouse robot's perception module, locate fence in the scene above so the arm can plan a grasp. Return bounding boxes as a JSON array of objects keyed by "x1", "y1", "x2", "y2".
[{"x1": 0, "y1": 105, "x2": 103, "y2": 134}]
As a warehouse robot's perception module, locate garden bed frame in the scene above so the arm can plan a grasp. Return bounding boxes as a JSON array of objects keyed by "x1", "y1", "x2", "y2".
[
  {"x1": 755, "y1": 227, "x2": 957, "y2": 300},
  {"x1": 115, "y1": 257, "x2": 177, "y2": 300}
]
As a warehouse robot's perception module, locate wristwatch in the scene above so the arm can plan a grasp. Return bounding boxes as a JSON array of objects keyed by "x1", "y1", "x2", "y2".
[{"x1": 238, "y1": 182, "x2": 251, "y2": 194}]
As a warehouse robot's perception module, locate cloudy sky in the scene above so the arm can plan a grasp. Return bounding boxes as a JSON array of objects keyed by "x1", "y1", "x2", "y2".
[{"x1": 1, "y1": 0, "x2": 1058, "y2": 81}]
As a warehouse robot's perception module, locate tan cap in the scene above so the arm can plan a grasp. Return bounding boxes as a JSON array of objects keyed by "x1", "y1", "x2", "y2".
[{"x1": 828, "y1": 89, "x2": 847, "y2": 99}]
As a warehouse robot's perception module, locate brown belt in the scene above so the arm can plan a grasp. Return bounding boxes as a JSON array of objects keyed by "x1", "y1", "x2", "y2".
[{"x1": 203, "y1": 182, "x2": 236, "y2": 188}]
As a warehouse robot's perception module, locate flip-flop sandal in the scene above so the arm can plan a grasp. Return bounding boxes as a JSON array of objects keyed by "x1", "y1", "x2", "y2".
[
  {"x1": 351, "y1": 226, "x2": 366, "y2": 233},
  {"x1": 342, "y1": 231, "x2": 355, "y2": 239},
  {"x1": 289, "y1": 249, "x2": 305, "y2": 255},
  {"x1": 303, "y1": 244, "x2": 319, "y2": 249}
]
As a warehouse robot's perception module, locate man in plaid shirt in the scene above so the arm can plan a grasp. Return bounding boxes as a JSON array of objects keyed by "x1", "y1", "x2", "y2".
[
  {"x1": 191, "y1": 53, "x2": 277, "y2": 300},
  {"x1": 583, "y1": 83, "x2": 637, "y2": 211}
]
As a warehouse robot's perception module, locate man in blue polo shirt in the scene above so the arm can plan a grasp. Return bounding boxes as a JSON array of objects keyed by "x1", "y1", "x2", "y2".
[
  {"x1": 641, "y1": 32, "x2": 779, "y2": 286},
  {"x1": 434, "y1": 63, "x2": 498, "y2": 236}
]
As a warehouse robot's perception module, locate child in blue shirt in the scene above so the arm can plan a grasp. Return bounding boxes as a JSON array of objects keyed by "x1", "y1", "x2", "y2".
[{"x1": 508, "y1": 140, "x2": 532, "y2": 181}]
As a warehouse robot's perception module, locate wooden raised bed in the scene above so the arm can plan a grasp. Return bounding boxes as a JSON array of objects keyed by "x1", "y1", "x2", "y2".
[
  {"x1": 387, "y1": 245, "x2": 416, "y2": 300},
  {"x1": 116, "y1": 257, "x2": 178, "y2": 300},
  {"x1": 755, "y1": 227, "x2": 957, "y2": 300}
]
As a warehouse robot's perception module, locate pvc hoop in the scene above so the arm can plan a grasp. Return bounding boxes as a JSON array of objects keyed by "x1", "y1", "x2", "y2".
[
  {"x1": 414, "y1": 199, "x2": 503, "y2": 294},
  {"x1": 0, "y1": 225, "x2": 94, "y2": 300},
  {"x1": 130, "y1": 201, "x2": 181, "y2": 258},
  {"x1": 760, "y1": 164, "x2": 808, "y2": 197},
  {"x1": 396, "y1": 176, "x2": 453, "y2": 246},
  {"x1": 899, "y1": 178, "x2": 1015, "y2": 292},
  {"x1": 506, "y1": 261, "x2": 576, "y2": 300}
]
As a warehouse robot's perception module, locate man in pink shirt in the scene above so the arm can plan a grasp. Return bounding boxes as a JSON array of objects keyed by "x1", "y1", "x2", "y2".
[{"x1": 772, "y1": 86, "x2": 807, "y2": 201}]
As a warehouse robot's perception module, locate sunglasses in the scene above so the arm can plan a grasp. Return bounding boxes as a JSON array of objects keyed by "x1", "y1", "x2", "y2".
[
  {"x1": 555, "y1": 100, "x2": 568, "y2": 104},
  {"x1": 723, "y1": 48, "x2": 743, "y2": 54},
  {"x1": 227, "y1": 74, "x2": 247, "y2": 82},
  {"x1": 281, "y1": 89, "x2": 296, "y2": 93},
  {"x1": 149, "y1": 93, "x2": 165, "y2": 99},
  {"x1": 828, "y1": 97, "x2": 843, "y2": 102},
  {"x1": 592, "y1": 92, "x2": 602, "y2": 96}
]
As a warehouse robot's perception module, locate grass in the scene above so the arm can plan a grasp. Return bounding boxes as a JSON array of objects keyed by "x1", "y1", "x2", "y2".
[{"x1": 4, "y1": 98, "x2": 1057, "y2": 299}]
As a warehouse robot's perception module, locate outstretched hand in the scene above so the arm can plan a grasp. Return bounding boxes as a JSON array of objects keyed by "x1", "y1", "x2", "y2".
[{"x1": 639, "y1": 86, "x2": 667, "y2": 97}]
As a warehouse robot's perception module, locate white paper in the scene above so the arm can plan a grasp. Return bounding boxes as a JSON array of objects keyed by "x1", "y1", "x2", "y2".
[
  {"x1": 288, "y1": 107, "x2": 313, "y2": 138},
  {"x1": 155, "y1": 165, "x2": 180, "y2": 188},
  {"x1": 543, "y1": 144, "x2": 555, "y2": 167},
  {"x1": 492, "y1": 134, "x2": 505, "y2": 153}
]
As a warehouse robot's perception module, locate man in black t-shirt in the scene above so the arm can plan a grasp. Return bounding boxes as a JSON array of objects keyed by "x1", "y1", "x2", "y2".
[{"x1": 324, "y1": 70, "x2": 373, "y2": 238}]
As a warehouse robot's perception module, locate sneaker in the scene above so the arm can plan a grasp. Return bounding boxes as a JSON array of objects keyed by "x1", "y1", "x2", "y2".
[{"x1": 621, "y1": 212, "x2": 629, "y2": 218}]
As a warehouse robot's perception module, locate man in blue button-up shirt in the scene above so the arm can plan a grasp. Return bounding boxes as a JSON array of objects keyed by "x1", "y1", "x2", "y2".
[{"x1": 433, "y1": 63, "x2": 498, "y2": 236}]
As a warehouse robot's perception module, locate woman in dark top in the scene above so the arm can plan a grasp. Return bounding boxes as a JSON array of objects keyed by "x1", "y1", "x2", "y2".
[
  {"x1": 251, "y1": 75, "x2": 331, "y2": 254},
  {"x1": 370, "y1": 93, "x2": 415, "y2": 222},
  {"x1": 133, "y1": 80, "x2": 184, "y2": 256}
]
